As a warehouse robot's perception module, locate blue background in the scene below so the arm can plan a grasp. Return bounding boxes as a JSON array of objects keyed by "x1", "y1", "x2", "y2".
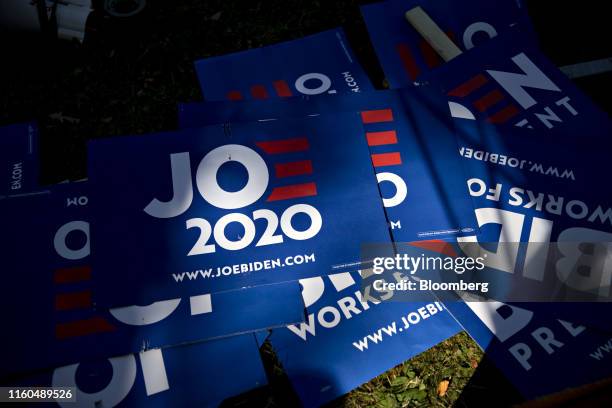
[
  {"x1": 0, "y1": 122, "x2": 39, "y2": 196},
  {"x1": 12, "y1": 334, "x2": 267, "y2": 408},
  {"x1": 0, "y1": 182, "x2": 305, "y2": 377},
  {"x1": 88, "y1": 114, "x2": 390, "y2": 307},
  {"x1": 269, "y1": 272, "x2": 460, "y2": 407},
  {"x1": 361, "y1": 0, "x2": 529, "y2": 88},
  {"x1": 195, "y1": 28, "x2": 373, "y2": 100},
  {"x1": 178, "y1": 88, "x2": 478, "y2": 242}
]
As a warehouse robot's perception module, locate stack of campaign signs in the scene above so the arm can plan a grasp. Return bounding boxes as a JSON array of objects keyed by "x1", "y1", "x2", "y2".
[{"x1": 1, "y1": 0, "x2": 611, "y2": 406}]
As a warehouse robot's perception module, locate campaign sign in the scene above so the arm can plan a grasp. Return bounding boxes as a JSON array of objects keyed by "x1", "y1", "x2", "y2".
[
  {"x1": 178, "y1": 88, "x2": 478, "y2": 241},
  {"x1": 0, "y1": 182, "x2": 305, "y2": 377},
  {"x1": 438, "y1": 120, "x2": 612, "y2": 396},
  {"x1": 88, "y1": 114, "x2": 390, "y2": 307},
  {"x1": 361, "y1": 0, "x2": 529, "y2": 88},
  {"x1": 267, "y1": 271, "x2": 460, "y2": 407},
  {"x1": 425, "y1": 27, "x2": 612, "y2": 328},
  {"x1": 454, "y1": 119, "x2": 612, "y2": 326},
  {"x1": 425, "y1": 26, "x2": 611, "y2": 136},
  {"x1": 0, "y1": 122, "x2": 39, "y2": 196},
  {"x1": 447, "y1": 300, "x2": 612, "y2": 399},
  {"x1": 11, "y1": 334, "x2": 267, "y2": 408},
  {"x1": 194, "y1": 28, "x2": 373, "y2": 101}
]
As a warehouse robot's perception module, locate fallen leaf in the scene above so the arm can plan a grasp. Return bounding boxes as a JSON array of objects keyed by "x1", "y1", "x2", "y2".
[
  {"x1": 437, "y1": 380, "x2": 450, "y2": 397},
  {"x1": 470, "y1": 359, "x2": 479, "y2": 369}
]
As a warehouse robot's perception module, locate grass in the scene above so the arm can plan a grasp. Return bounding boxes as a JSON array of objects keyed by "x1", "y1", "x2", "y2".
[{"x1": 340, "y1": 331, "x2": 484, "y2": 407}]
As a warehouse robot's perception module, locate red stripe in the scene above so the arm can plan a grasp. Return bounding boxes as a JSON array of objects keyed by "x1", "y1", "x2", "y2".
[
  {"x1": 360, "y1": 109, "x2": 394, "y2": 124},
  {"x1": 419, "y1": 40, "x2": 442, "y2": 68},
  {"x1": 250, "y1": 85, "x2": 268, "y2": 99},
  {"x1": 371, "y1": 152, "x2": 402, "y2": 167},
  {"x1": 56, "y1": 317, "x2": 116, "y2": 339},
  {"x1": 487, "y1": 104, "x2": 520, "y2": 124},
  {"x1": 366, "y1": 130, "x2": 398, "y2": 146},
  {"x1": 396, "y1": 43, "x2": 420, "y2": 80},
  {"x1": 54, "y1": 266, "x2": 91, "y2": 284},
  {"x1": 447, "y1": 74, "x2": 489, "y2": 97},
  {"x1": 55, "y1": 291, "x2": 92, "y2": 311},
  {"x1": 256, "y1": 138, "x2": 309, "y2": 154},
  {"x1": 273, "y1": 80, "x2": 293, "y2": 97},
  {"x1": 275, "y1": 160, "x2": 313, "y2": 178},
  {"x1": 267, "y1": 182, "x2": 317, "y2": 202},
  {"x1": 408, "y1": 240, "x2": 458, "y2": 257},
  {"x1": 473, "y1": 89, "x2": 505, "y2": 112},
  {"x1": 226, "y1": 90, "x2": 243, "y2": 100}
]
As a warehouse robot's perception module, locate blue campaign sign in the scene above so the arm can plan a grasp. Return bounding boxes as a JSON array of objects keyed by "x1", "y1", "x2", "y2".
[
  {"x1": 425, "y1": 26, "x2": 611, "y2": 136},
  {"x1": 268, "y1": 271, "x2": 460, "y2": 407},
  {"x1": 447, "y1": 301, "x2": 612, "y2": 399},
  {"x1": 424, "y1": 27, "x2": 612, "y2": 330},
  {"x1": 361, "y1": 0, "x2": 529, "y2": 88},
  {"x1": 194, "y1": 28, "x2": 373, "y2": 101},
  {"x1": 0, "y1": 182, "x2": 305, "y2": 377},
  {"x1": 0, "y1": 122, "x2": 39, "y2": 196},
  {"x1": 453, "y1": 121, "x2": 612, "y2": 327},
  {"x1": 438, "y1": 119, "x2": 612, "y2": 396},
  {"x1": 88, "y1": 114, "x2": 390, "y2": 307},
  {"x1": 12, "y1": 334, "x2": 267, "y2": 408},
  {"x1": 178, "y1": 88, "x2": 478, "y2": 242}
]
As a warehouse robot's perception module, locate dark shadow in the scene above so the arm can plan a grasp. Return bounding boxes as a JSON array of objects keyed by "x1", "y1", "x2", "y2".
[{"x1": 453, "y1": 354, "x2": 523, "y2": 408}]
